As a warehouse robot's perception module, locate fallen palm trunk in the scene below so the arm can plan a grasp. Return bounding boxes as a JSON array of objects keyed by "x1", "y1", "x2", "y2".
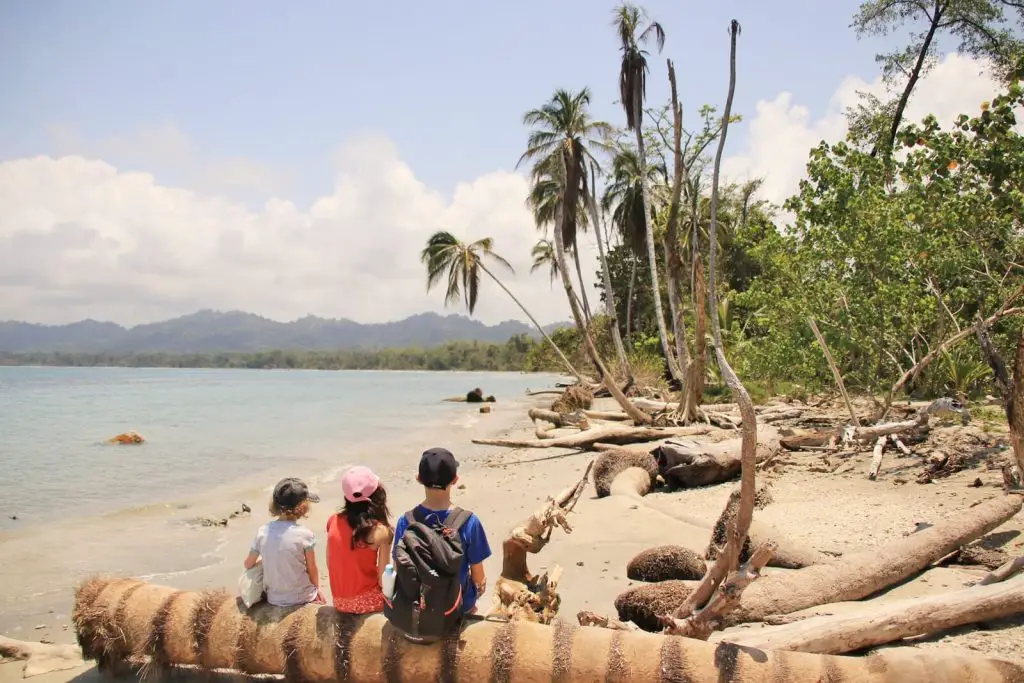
[
  {"x1": 621, "y1": 495, "x2": 1022, "y2": 629},
  {"x1": 722, "y1": 495, "x2": 1022, "y2": 625},
  {"x1": 73, "y1": 576, "x2": 1024, "y2": 682},
  {"x1": 713, "y1": 575, "x2": 1024, "y2": 655},
  {"x1": 472, "y1": 424, "x2": 713, "y2": 450}
]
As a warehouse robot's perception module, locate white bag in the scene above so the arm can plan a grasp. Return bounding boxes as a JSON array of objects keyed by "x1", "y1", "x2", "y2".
[{"x1": 238, "y1": 563, "x2": 265, "y2": 608}]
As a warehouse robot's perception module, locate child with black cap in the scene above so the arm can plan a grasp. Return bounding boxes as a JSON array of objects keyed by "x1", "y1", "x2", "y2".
[{"x1": 392, "y1": 447, "x2": 491, "y2": 614}]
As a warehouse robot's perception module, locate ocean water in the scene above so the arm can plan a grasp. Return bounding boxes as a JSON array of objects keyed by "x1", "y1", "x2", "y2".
[
  {"x1": 0, "y1": 366, "x2": 557, "y2": 527},
  {"x1": 0, "y1": 367, "x2": 560, "y2": 631}
]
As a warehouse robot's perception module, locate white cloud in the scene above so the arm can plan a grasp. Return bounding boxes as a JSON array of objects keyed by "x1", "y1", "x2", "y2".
[
  {"x1": 46, "y1": 122, "x2": 293, "y2": 199},
  {"x1": 0, "y1": 139, "x2": 584, "y2": 327},
  {"x1": 722, "y1": 53, "x2": 1002, "y2": 208},
  {"x1": 0, "y1": 52, "x2": 1006, "y2": 328}
]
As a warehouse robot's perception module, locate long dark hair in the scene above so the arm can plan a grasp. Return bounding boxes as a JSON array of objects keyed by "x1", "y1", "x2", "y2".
[{"x1": 340, "y1": 485, "x2": 391, "y2": 548}]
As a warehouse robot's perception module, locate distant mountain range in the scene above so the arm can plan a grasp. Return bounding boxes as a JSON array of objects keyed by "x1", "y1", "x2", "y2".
[{"x1": 0, "y1": 310, "x2": 572, "y2": 354}]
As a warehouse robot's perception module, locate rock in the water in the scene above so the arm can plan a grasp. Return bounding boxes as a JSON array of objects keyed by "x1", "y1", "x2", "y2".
[
  {"x1": 627, "y1": 546, "x2": 707, "y2": 582},
  {"x1": 479, "y1": 405, "x2": 491, "y2": 414},
  {"x1": 466, "y1": 388, "x2": 485, "y2": 403}
]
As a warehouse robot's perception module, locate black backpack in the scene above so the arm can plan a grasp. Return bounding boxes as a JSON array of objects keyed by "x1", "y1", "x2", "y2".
[{"x1": 384, "y1": 506, "x2": 471, "y2": 643}]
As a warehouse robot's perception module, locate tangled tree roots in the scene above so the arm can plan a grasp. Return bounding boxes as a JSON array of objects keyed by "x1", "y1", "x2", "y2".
[
  {"x1": 71, "y1": 576, "x2": 1024, "y2": 682},
  {"x1": 551, "y1": 383, "x2": 594, "y2": 413},
  {"x1": 592, "y1": 449, "x2": 659, "y2": 498},
  {"x1": 614, "y1": 581, "x2": 694, "y2": 632},
  {"x1": 627, "y1": 545, "x2": 707, "y2": 582}
]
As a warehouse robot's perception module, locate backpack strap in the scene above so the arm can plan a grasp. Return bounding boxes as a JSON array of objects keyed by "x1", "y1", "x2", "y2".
[
  {"x1": 404, "y1": 510, "x2": 417, "y2": 526},
  {"x1": 445, "y1": 507, "x2": 472, "y2": 532}
]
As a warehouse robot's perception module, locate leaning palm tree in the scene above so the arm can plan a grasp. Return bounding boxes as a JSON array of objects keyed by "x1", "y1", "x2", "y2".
[
  {"x1": 519, "y1": 89, "x2": 651, "y2": 424},
  {"x1": 613, "y1": 3, "x2": 680, "y2": 380},
  {"x1": 421, "y1": 231, "x2": 582, "y2": 380}
]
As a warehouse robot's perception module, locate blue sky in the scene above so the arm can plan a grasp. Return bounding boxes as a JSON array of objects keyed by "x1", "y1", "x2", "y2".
[
  {"x1": 0, "y1": 1, "x2": 889, "y2": 204},
  {"x1": 10, "y1": 1, "x2": 993, "y2": 327}
]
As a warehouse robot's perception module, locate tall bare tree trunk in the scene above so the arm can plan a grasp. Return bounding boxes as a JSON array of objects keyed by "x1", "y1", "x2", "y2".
[
  {"x1": 554, "y1": 204, "x2": 651, "y2": 424},
  {"x1": 588, "y1": 165, "x2": 633, "y2": 384},
  {"x1": 976, "y1": 321, "x2": 1024, "y2": 479},
  {"x1": 625, "y1": 258, "x2": 637, "y2": 345},
  {"x1": 634, "y1": 88, "x2": 683, "y2": 382},
  {"x1": 874, "y1": 2, "x2": 945, "y2": 157},
  {"x1": 670, "y1": 21, "x2": 754, "y2": 634},
  {"x1": 572, "y1": 245, "x2": 594, "y2": 326},
  {"x1": 479, "y1": 265, "x2": 584, "y2": 382}
]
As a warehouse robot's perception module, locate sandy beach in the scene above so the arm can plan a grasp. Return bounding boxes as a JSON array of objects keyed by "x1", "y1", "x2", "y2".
[{"x1": 3, "y1": 392, "x2": 1023, "y2": 682}]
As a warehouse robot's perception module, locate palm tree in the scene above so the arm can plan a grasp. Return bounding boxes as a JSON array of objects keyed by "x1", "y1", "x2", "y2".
[
  {"x1": 602, "y1": 144, "x2": 664, "y2": 344},
  {"x1": 613, "y1": 3, "x2": 680, "y2": 380},
  {"x1": 421, "y1": 231, "x2": 581, "y2": 380},
  {"x1": 520, "y1": 90, "x2": 652, "y2": 424},
  {"x1": 530, "y1": 237, "x2": 560, "y2": 284},
  {"x1": 526, "y1": 159, "x2": 595, "y2": 323}
]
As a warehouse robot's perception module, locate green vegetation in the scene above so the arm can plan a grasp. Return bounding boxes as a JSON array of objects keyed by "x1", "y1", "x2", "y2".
[
  {"x1": 419, "y1": 1, "x2": 1024, "y2": 411},
  {"x1": 0, "y1": 336, "x2": 560, "y2": 372}
]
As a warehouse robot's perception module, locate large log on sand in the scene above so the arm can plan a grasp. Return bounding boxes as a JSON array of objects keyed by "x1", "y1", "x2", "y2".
[
  {"x1": 714, "y1": 575, "x2": 1024, "y2": 655},
  {"x1": 72, "y1": 576, "x2": 1024, "y2": 683},
  {"x1": 653, "y1": 426, "x2": 781, "y2": 489},
  {"x1": 622, "y1": 496, "x2": 1023, "y2": 629}
]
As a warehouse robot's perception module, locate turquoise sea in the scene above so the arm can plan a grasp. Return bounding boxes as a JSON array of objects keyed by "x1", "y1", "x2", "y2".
[{"x1": 0, "y1": 366, "x2": 560, "y2": 632}]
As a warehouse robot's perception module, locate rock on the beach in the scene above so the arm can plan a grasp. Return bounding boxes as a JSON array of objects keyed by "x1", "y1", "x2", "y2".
[
  {"x1": 592, "y1": 449, "x2": 659, "y2": 498},
  {"x1": 626, "y1": 546, "x2": 707, "y2": 582},
  {"x1": 479, "y1": 405, "x2": 491, "y2": 414},
  {"x1": 614, "y1": 581, "x2": 693, "y2": 632}
]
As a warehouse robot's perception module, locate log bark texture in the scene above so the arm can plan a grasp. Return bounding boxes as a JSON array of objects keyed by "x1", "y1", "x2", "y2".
[
  {"x1": 71, "y1": 576, "x2": 1024, "y2": 683},
  {"x1": 715, "y1": 575, "x2": 1024, "y2": 655}
]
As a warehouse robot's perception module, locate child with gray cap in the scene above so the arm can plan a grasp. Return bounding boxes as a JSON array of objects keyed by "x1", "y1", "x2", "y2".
[{"x1": 243, "y1": 477, "x2": 325, "y2": 607}]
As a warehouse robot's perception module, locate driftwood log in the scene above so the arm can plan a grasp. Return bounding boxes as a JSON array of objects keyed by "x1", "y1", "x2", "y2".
[
  {"x1": 614, "y1": 495, "x2": 1022, "y2": 630},
  {"x1": 473, "y1": 424, "x2": 713, "y2": 450},
  {"x1": 714, "y1": 575, "x2": 1024, "y2": 655},
  {"x1": 494, "y1": 462, "x2": 592, "y2": 623},
  {"x1": 71, "y1": 577, "x2": 1024, "y2": 682},
  {"x1": 0, "y1": 636, "x2": 86, "y2": 677},
  {"x1": 652, "y1": 426, "x2": 781, "y2": 488}
]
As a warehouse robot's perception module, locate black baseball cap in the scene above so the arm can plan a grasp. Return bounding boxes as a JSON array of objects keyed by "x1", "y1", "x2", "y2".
[
  {"x1": 419, "y1": 447, "x2": 459, "y2": 489},
  {"x1": 272, "y1": 478, "x2": 320, "y2": 509}
]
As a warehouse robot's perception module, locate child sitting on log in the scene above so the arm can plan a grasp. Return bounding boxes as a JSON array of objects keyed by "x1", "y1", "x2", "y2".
[
  {"x1": 326, "y1": 466, "x2": 394, "y2": 614},
  {"x1": 385, "y1": 448, "x2": 491, "y2": 642},
  {"x1": 244, "y1": 478, "x2": 325, "y2": 607}
]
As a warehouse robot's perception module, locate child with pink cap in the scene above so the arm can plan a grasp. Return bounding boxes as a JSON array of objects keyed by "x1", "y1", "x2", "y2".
[{"x1": 326, "y1": 465, "x2": 394, "y2": 614}]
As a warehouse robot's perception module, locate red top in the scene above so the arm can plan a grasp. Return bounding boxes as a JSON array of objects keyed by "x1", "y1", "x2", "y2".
[{"x1": 326, "y1": 514, "x2": 385, "y2": 613}]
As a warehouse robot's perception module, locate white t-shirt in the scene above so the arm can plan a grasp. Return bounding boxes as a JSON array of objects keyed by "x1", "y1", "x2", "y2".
[{"x1": 251, "y1": 520, "x2": 318, "y2": 607}]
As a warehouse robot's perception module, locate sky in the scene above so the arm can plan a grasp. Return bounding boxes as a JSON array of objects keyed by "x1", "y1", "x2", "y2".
[{"x1": 0, "y1": 0, "x2": 1005, "y2": 328}]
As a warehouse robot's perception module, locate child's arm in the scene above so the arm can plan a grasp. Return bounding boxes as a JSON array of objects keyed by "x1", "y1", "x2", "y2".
[
  {"x1": 465, "y1": 514, "x2": 492, "y2": 597},
  {"x1": 304, "y1": 549, "x2": 320, "y2": 590},
  {"x1": 371, "y1": 525, "x2": 395, "y2": 584},
  {"x1": 470, "y1": 563, "x2": 487, "y2": 596},
  {"x1": 243, "y1": 551, "x2": 260, "y2": 570}
]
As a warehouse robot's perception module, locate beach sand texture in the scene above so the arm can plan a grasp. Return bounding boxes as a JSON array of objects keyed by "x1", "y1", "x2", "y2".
[{"x1": 2, "y1": 394, "x2": 1023, "y2": 682}]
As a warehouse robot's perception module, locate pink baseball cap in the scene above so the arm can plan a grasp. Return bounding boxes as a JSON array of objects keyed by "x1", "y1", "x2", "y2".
[{"x1": 341, "y1": 466, "x2": 380, "y2": 503}]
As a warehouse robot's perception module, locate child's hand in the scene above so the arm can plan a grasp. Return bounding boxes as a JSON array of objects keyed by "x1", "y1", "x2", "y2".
[{"x1": 475, "y1": 578, "x2": 487, "y2": 596}]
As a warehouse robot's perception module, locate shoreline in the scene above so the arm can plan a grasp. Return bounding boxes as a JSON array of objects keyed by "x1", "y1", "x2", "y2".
[{"x1": 0, "y1": 379, "x2": 552, "y2": 638}]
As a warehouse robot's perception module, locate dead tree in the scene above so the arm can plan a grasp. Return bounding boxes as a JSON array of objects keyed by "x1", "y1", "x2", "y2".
[{"x1": 977, "y1": 319, "x2": 1024, "y2": 483}]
